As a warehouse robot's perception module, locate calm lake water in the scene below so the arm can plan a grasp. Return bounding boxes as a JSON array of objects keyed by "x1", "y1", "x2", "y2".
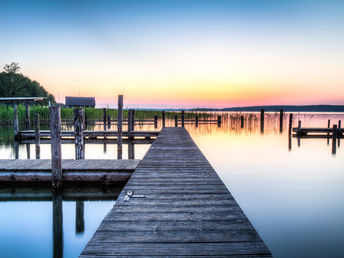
[{"x1": 0, "y1": 112, "x2": 343, "y2": 258}]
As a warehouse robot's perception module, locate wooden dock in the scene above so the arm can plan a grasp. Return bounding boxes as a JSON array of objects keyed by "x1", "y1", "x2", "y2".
[
  {"x1": 0, "y1": 159, "x2": 140, "y2": 183},
  {"x1": 80, "y1": 127, "x2": 271, "y2": 257}
]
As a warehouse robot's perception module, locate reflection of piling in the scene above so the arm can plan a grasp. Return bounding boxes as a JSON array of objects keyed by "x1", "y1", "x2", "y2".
[
  {"x1": 35, "y1": 114, "x2": 40, "y2": 159},
  {"x1": 50, "y1": 106, "x2": 62, "y2": 188},
  {"x1": 162, "y1": 111, "x2": 165, "y2": 128},
  {"x1": 74, "y1": 108, "x2": 85, "y2": 160},
  {"x1": 195, "y1": 115, "x2": 199, "y2": 127},
  {"x1": 288, "y1": 114, "x2": 293, "y2": 151},
  {"x1": 13, "y1": 104, "x2": 19, "y2": 139},
  {"x1": 181, "y1": 110, "x2": 185, "y2": 127},
  {"x1": 103, "y1": 108, "x2": 107, "y2": 131},
  {"x1": 260, "y1": 109, "x2": 264, "y2": 133},
  {"x1": 117, "y1": 95, "x2": 123, "y2": 159},
  {"x1": 175, "y1": 115, "x2": 178, "y2": 127},
  {"x1": 76, "y1": 201, "x2": 84, "y2": 234},
  {"x1": 241, "y1": 116, "x2": 244, "y2": 128},
  {"x1": 53, "y1": 189, "x2": 63, "y2": 258},
  {"x1": 25, "y1": 104, "x2": 30, "y2": 130},
  {"x1": 332, "y1": 124, "x2": 337, "y2": 155},
  {"x1": 154, "y1": 115, "x2": 158, "y2": 128},
  {"x1": 14, "y1": 141, "x2": 19, "y2": 159},
  {"x1": 279, "y1": 110, "x2": 284, "y2": 133},
  {"x1": 26, "y1": 144, "x2": 30, "y2": 159}
]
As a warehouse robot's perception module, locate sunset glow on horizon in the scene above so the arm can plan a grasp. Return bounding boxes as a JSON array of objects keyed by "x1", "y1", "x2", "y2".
[{"x1": 1, "y1": 0, "x2": 343, "y2": 108}]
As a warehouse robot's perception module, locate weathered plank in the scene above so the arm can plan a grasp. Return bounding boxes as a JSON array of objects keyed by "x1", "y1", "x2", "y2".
[{"x1": 80, "y1": 127, "x2": 271, "y2": 257}]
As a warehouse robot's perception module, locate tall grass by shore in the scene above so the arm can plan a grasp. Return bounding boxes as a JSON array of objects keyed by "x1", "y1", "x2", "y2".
[{"x1": 0, "y1": 105, "x2": 211, "y2": 124}]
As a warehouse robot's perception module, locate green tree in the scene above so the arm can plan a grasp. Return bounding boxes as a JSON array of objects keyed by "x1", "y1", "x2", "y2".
[{"x1": 0, "y1": 63, "x2": 56, "y2": 105}]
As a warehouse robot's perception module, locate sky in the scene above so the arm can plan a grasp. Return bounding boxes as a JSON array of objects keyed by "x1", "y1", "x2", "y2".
[{"x1": 0, "y1": 0, "x2": 343, "y2": 108}]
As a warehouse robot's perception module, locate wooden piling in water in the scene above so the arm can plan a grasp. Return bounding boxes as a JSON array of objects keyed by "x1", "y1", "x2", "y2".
[
  {"x1": 297, "y1": 120, "x2": 301, "y2": 147},
  {"x1": 241, "y1": 115, "x2": 244, "y2": 128},
  {"x1": 13, "y1": 104, "x2": 19, "y2": 139},
  {"x1": 103, "y1": 108, "x2": 107, "y2": 131},
  {"x1": 260, "y1": 109, "x2": 264, "y2": 133},
  {"x1": 217, "y1": 115, "x2": 221, "y2": 127},
  {"x1": 76, "y1": 201, "x2": 85, "y2": 234},
  {"x1": 25, "y1": 104, "x2": 30, "y2": 130},
  {"x1": 117, "y1": 95, "x2": 123, "y2": 159},
  {"x1": 279, "y1": 109, "x2": 284, "y2": 133},
  {"x1": 327, "y1": 119, "x2": 331, "y2": 145},
  {"x1": 162, "y1": 111, "x2": 165, "y2": 127},
  {"x1": 53, "y1": 189, "x2": 63, "y2": 258},
  {"x1": 34, "y1": 114, "x2": 40, "y2": 159},
  {"x1": 181, "y1": 110, "x2": 185, "y2": 127},
  {"x1": 195, "y1": 115, "x2": 199, "y2": 127},
  {"x1": 74, "y1": 108, "x2": 85, "y2": 160},
  {"x1": 154, "y1": 115, "x2": 158, "y2": 128},
  {"x1": 128, "y1": 109, "x2": 133, "y2": 139},
  {"x1": 107, "y1": 115, "x2": 111, "y2": 129},
  {"x1": 175, "y1": 115, "x2": 178, "y2": 127},
  {"x1": 50, "y1": 106, "x2": 62, "y2": 188},
  {"x1": 332, "y1": 124, "x2": 337, "y2": 155},
  {"x1": 288, "y1": 113, "x2": 293, "y2": 151},
  {"x1": 338, "y1": 120, "x2": 341, "y2": 148}
]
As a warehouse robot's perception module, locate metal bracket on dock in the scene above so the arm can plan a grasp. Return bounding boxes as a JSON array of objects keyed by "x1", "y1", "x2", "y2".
[{"x1": 123, "y1": 190, "x2": 147, "y2": 202}]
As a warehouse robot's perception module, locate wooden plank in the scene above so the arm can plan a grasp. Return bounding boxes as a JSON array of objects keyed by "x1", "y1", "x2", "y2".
[{"x1": 81, "y1": 128, "x2": 271, "y2": 257}]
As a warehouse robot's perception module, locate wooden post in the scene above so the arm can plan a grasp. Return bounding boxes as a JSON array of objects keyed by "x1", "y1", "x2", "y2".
[
  {"x1": 26, "y1": 144, "x2": 30, "y2": 159},
  {"x1": 107, "y1": 115, "x2": 111, "y2": 129},
  {"x1": 260, "y1": 109, "x2": 264, "y2": 133},
  {"x1": 117, "y1": 95, "x2": 123, "y2": 159},
  {"x1": 338, "y1": 120, "x2": 342, "y2": 148},
  {"x1": 217, "y1": 115, "x2": 221, "y2": 127},
  {"x1": 327, "y1": 119, "x2": 331, "y2": 145},
  {"x1": 288, "y1": 113, "x2": 293, "y2": 151},
  {"x1": 34, "y1": 114, "x2": 40, "y2": 159},
  {"x1": 162, "y1": 111, "x2": 165, "y2": 128},
  {"x1": 103, "y1": 108, "x2": 107, "y2": 131},
  {"x1": 25, "y1": 104, "x2": 30, "y2": 130},
  {"x1": 13, "y1": 104, "x2": 19, "y2": 138},
  {"x1": 332, "y1": 124, "x2": 337, "y2": 155},
  {"x1": 75, "y1": 201, "x2": 84, "y2": 234},
  {"x1": 74, "y1": 108, "x2": 85, "y2": 160},
  {"x1": 52, "y1": 189, "x2": 63, "y2": 258},
  {"x1": 175, "y1": 115, "x2": 178, "y2": 127},
  {"x1": 241, "y1": 115, "x2": 244, "y2": 128},
  {"x1": 128, "y1": 109, "x2": 133, "y2": 139},
  {"x1": 279, "y1": 109, "x2": 284, "y2": 133},
  {"x1": 128, "y1": 139, "x2": 135, "y2": 159},
  {"x1": 154, "y1": 115, "x2": 158, "y2": 128},
  {"x1": 195, "y1": 115, "x2": 199, "y2": 127},
  {"x1": 14, "y1": 141, "x2": 19, "y2": 159},
  {"x1": 181, "y1": 110, "x2": 185, "y2": 127},
  {"x1": 131, "y1": 109, "x2": 135, "y2": 132},
  {"x1": 50, "y1": 106, "x2": 62, "y2": 188},
  {"x1": 297, "y1": 120, "x2": 301, "y2": 147}
]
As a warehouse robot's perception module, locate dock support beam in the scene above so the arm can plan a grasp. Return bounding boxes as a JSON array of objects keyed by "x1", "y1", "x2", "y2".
[
  {"x1": 50, "y1": 106, "x2": 62, "y2": 188},
  {"x1": 13, "y1": 104, "x2": 19, "y2": 139},
  {"x1": 117, "y1": 95, "x2": 123, "y2": 159},
  {"x1": 34, "y1": 114, "x2": 40, "y2": 159},
  {"x1": 162, "y1": 111, "x2": 165, "y2": 128},
  {"x1": 260, "y1": 109, "x2": 264, "y2": 133},
  {"x1": 74, "y1": 108, "x2": 85, "y2": 160}
]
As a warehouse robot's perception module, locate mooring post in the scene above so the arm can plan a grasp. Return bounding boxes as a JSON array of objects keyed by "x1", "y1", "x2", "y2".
[
  {"x1": 52, "y1": 189, "x2": 63, "y2": 258},
  {"x1": 117, "y1": 95, "x2": 123, "y2": 159},
  {"x1": 107, "y1": 115, "x2": 111, "y2": 129},
  {"x1": 241, "y1": 115, "x2": 244, "y2": 128},
  {"x1": 217, "y1": 115, "x2": 221, "y2": 127},
  {"x1": 131, "y1": 109, "x2": 135, "y2": 132},
  {"x1": 327, "y1": 119, "x2": 331, "y2": 145},
  {"x1": 76, "y1": 201, "x2": 84, "y2": 234},
  {"x1": 154, "y1": 115, "x2": 158, "y2": 128},
  {"x1": 25, "y1": 104, "x2": 30, "y2": 130},
  {"x1": 103, "y1": 108, "x2": 107, "y2": 131},
  {"x1": 74, "y1": 108, "x2": 85, "y2": 160},
  {"x1": 260, "y1": 109, "x2": 264, "y2": 133},
  {"x1": 175, "y1": 115, "x2": 178, "y2": 127},
  {"x1": 279, "y1": 109, "x2": 284, "y2": 133},
  {"x1": 50, "y1": 106, "x2": 62, "y2": 188},
  {"x1": 128, "y1": 139, "x2": 135, "y2": 159},
  {"x1": 128, "y1": 109, "x2": 133, "y2": 139},
  {"x1": 181, "y1": 110, "x2": 185, "y2": 127},
  {"x1": 288, "y1": 113, "x2": 293, "y2": 151},
  {"x1": 195, "y1": 115, "x2": 199, "y2": 127},
  {"x1": 332, "y1": 124, "x2": 337, "y2": 155},
  {"x1": 162, "y1": 111, "x2": 165, "y2": 128},
  {"x1": 338, "y1": 120, "x2": 341, "y2": 147},
  {"x1": 34, "y1": 113, "x2": 40, "y2": 159},
  {"x1": 13, "y1": 104, "x2": 19, "y2": 139}
]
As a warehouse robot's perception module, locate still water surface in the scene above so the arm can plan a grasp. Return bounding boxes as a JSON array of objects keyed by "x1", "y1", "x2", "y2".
[{"x1": 0, "y1": 112, "x2": 343, "y2": 258}]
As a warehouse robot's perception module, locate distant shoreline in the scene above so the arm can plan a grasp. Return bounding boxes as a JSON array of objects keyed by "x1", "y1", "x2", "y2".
[{"x1": 189, "y1": 105, "x2": 344, "y2": 112}]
